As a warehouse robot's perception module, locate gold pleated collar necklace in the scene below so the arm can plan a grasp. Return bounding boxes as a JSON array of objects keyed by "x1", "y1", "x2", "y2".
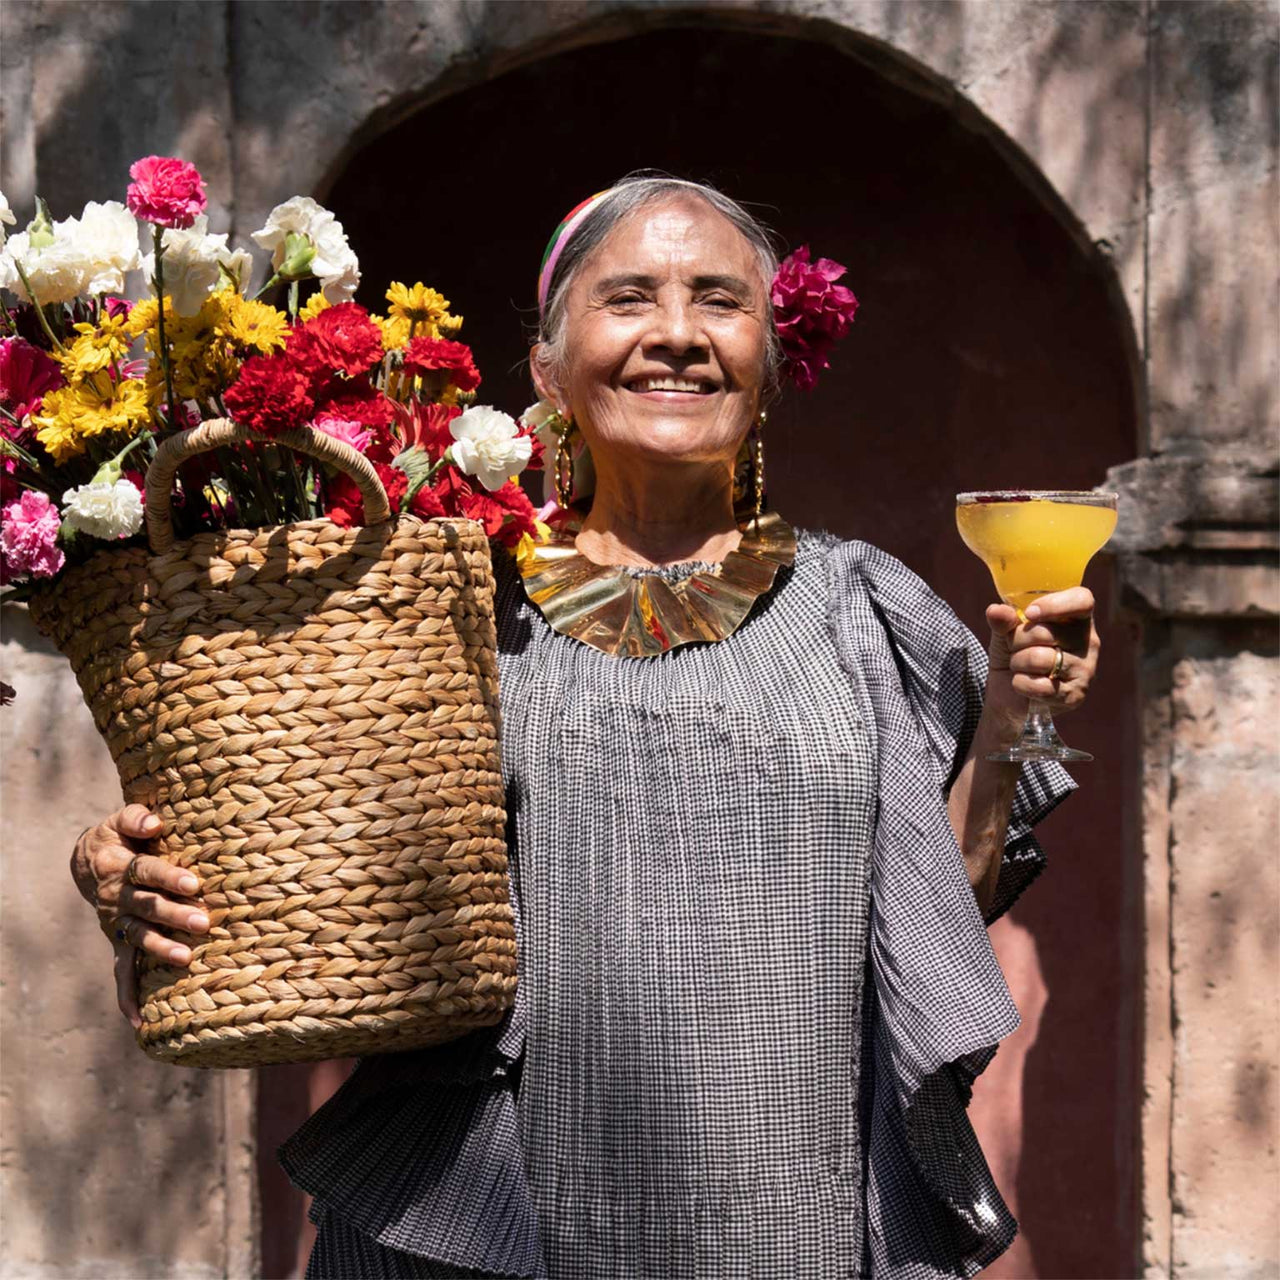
[{"x1": 516, "y1": 510, "x2": 797, "y2": 658}]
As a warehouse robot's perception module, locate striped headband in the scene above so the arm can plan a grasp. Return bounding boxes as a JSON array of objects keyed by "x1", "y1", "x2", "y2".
[{"x1": 536, "y1": 189, "x2": 617, "y2": 322}]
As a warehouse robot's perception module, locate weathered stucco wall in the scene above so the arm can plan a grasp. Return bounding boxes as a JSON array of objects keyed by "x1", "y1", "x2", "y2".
[
  {"x1": 0, "y1": 607, "x2": 258, "y2": 1279},
  {"x1": 1, "y1": 2, "x2": 1275, "y2": 1277}
]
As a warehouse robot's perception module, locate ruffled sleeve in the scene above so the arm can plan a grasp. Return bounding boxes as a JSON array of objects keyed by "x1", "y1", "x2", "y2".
[{"x1": 825, "y1": 540, "x2": 1074, "y2": 1279}]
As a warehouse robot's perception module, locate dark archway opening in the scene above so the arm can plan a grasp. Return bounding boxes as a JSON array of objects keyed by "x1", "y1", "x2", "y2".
[{"x1": 259, "y1": 23, "x2": 1141, "y2": 1280}]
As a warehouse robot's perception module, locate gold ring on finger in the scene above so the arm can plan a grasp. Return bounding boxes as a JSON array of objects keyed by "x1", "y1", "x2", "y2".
[
  {"x1": 1051, "y1": 646, "x2": 1066, "y2": 680},
  {"x1": 124, "y1": 856, "x2": 145, "y2": 887}
]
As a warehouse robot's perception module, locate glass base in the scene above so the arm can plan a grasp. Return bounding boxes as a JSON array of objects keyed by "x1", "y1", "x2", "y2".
[
  {"x1": 985, "y1": 699, "x2": 1093, "y2": 764},
  {"x1": 986, "y1": 743, "x2": 1094, "y2": 763}
]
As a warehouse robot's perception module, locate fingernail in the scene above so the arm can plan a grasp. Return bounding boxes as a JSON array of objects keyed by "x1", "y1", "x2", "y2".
[
  {"x1": 188, "y1": 912, "x2": 209, "y2": 932},
  {"x1": 179, "y1": 875, "x2": 199, "y2": 894},
  {"x1": 169, "y1": 945, "x2": 191, "y2": 965},
  {"x1": 130, "y1": 1017, "x2": 142, "y2": 1030},
  {"x1": 1025, "y1": 606, "x2": 1041, "y2": 619},
  {"x1": 143, "y1": 816, "x2": 162, "y2": 834}
]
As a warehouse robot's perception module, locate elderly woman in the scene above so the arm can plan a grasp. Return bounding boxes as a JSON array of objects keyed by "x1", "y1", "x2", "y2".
[{"x1": 71, "y1": 176, "x2": 1097, "y2": 1279}]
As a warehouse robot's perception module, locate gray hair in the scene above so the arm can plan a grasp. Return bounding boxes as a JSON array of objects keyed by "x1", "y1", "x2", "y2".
[{"x1": 533, "y1": 175, "x2": 782, "y2": 397}]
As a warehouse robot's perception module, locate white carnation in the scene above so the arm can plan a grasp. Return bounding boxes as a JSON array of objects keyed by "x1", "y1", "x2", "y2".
[
  {"x1": 0, "y1": 226, "x2": 89, "y2": 304},
  {"x1": 143, "y1": 215, "x2": 254, "y2": 315},
  {"x1": 74, "y1": 201, "x2": 142, "y2": 296},
  {"x1": 0, "y1": 201, "x2": 140, "y2": 304},
  {"x1": 251, "y1": 196, "x2": 360, "y2": 302},
  {"x1": 449, "y1": 406, "x2": 533, "y2": 492},
  {"x1": 0, "y1": 191, "x2": 15, "y2": 247},
  {"x1": 61, "y1": 477, "x2": 145, "y2": 541}
]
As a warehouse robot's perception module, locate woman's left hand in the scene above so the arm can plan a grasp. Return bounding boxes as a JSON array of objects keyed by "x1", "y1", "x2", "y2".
[{"x1": 985, "y1": 587, "x2": 1100, "y2": 715}]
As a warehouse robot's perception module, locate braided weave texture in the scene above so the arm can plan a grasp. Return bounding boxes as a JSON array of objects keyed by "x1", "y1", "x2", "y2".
[{"x1": 31, "y1": 515, "x2": 516, "y2": 1068}]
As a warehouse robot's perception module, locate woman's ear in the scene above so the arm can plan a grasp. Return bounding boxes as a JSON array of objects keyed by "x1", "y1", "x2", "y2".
[{"x1": 529, "y1": 344, "x2": 565, "y2": 415}]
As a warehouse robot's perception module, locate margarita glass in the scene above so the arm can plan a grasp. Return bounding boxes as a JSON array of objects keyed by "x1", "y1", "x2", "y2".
[{"x1": 956, "y1": 489, "x2": 1118, "y2": 763}]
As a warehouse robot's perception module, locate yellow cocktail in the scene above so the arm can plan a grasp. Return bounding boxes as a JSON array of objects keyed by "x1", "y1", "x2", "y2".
[
  {"x1": 956, "y1": 494, "x2": 1118, "y2": 616},
  {"x1": 955, "y1": 489, "x2": 1118, "y2": 763}
]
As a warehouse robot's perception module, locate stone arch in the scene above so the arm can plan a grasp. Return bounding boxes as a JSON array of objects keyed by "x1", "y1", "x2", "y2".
[{"x1": 257, "y1": 11, "x2": 1143, "y2": 1280}]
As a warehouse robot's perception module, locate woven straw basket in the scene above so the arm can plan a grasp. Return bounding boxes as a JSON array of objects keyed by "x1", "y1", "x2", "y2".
[{"x1": 29, "y1": 419, "x2": 516, "y2": 1068}]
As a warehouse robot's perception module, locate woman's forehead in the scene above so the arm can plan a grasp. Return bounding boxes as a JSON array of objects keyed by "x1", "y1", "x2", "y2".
[{"x1": 587, "y1": 198, "x2": 761, "y2": 282}]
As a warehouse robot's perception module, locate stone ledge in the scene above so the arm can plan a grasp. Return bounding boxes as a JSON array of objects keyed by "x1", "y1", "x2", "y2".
[
  {"x1": 1106, "y1": 454, "x2": 1278, "y2": 554},
  {"x1": 1115, "y1": 551, "x2": 1278, "y2": 620},
  {"x1": 1106, "y1": 455, "x2": 1278, "y2": 619}
]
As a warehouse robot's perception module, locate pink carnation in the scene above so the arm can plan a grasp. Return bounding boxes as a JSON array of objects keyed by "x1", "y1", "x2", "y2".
[
  {"x1": 0, "y1": 336, "x2": 64, "y2": 420},
  {"x1": 1, "y1": 490, "x2": 65, "y2": 582},
  {"x1": 126, "y1": 156, "x2": 207, "y2": 230},
  {"x1": 313, "y1": 414, "x2": 373, "y2": 455},
  {"x1": 771, "y1": 246, "x2": 859, "y2": 392}
]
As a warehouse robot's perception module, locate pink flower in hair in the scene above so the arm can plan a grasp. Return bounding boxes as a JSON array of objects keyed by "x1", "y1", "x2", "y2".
[
  {"x1": 771, "y1": 246, "x2": 859, "y2": 392},
  {"x1": 1, "y1": 489, "x2": 64, "y2": 582},
  {"x1": 126, "y1": 156, "x2": 207, "y2": 229}
]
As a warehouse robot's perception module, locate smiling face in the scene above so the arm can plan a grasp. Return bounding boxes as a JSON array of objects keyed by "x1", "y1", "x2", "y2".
[{"x1": 533, "y1": 197, "x2": 771, "y2": 476}]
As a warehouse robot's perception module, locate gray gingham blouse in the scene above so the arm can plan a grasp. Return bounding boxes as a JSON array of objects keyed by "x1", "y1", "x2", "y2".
[{"x1": 281, "y1": 530, "x2": 1075, "y2": 1280}]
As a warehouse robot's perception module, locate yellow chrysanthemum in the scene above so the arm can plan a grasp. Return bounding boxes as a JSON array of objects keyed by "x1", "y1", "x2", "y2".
[
  {"x1": 56, "y1": 315, "x2": 134, "y2": 382},
  {"x1": 215, "y1": 293, "x2": 289, "y2": 353},
  {"x1": 373, "y1": 312, "x2": 413, "y2": 352},
  {"x1": 33, "y1": 378, "x2": 152, "y2": 463},
  {"x1": 125, "y1": 296, "x2": 164, "y2": 340},
  {"x1": 386, "y1": 282, "x2": 451, "y2": 328},
  {"x1": 129, "y1": 293, "x2": 246, "y2": 403},
  {"x1": 437, "y1": 311, "x2": 464, "y2": 336},
  {"x1": 300, "y1": 291, "x2": 331, "y2": 322}
]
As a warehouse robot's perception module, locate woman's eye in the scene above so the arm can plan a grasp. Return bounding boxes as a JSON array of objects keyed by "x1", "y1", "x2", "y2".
[
  {"x1": 701, "y1": 295, "x2": 740, "y2": 310},
  {"x1": 609, "y1": 293, "x2": 647, "y2": 306}
]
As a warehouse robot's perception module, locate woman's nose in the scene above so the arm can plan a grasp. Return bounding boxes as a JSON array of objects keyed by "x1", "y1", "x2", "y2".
[{"x1": 645, "y1": 298, "x2": 703, "y2": 356}]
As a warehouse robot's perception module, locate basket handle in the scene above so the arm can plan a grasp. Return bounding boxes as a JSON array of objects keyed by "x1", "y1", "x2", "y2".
[{"x1": 144, "y1": 418, "x2": 392, "y2": 553}]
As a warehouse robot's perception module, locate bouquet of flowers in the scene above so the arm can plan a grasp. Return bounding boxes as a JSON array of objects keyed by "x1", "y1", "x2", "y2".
[
  {"x1": 1, "y1": 157, "x2": 547, "y2": 599},
  {"x1": 0, "y1": 158, "x2": 529, "y2": 1068}
]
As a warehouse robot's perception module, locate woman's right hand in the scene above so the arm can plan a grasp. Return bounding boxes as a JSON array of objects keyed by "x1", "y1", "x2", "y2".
[{"x1": 69, "y1": 804, "x2": 208, "y2": 1028}]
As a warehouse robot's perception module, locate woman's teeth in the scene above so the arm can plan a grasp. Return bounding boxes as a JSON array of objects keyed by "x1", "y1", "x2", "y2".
[{"x1": 629, "y1": 377, "x2": 712, "y2": 393}]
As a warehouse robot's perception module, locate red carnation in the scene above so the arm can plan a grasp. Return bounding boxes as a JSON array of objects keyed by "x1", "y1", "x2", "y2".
[
  {"x1": 126, "y1": 155, "x2": 207, "y2": 229},
  {"x1": 410, "y1": 486, "x2": 447, "y2": 519},
  {"x1": 314, "y1": 379, "x2": 395, "y2": 430},
  {"x1": 401, "y1": 338, "x2": 481, "y2": 393},
  {"x1": 519, "y1": 423, "x2": 546, "y2": 472},
  {"x1": 435, "y1": 467, "x2": 537, "y2": 548},
  {"x1": 224, "y1": 352, "x2": 315, "y2": 435},
  {"x1": 288, "y1": 303, "x2": 384, "y2": 378},
  {"x1": 771, "y1": 246, "x2": 859, "y2": 392},
  {"x1": 324, "y1": 462, "x2": 406, "y2": 528}
]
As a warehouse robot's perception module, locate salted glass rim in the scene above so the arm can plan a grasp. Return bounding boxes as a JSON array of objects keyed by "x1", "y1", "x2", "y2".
[{"x1": 955, "y1": 489, "x2": 1118, "y2": 505}]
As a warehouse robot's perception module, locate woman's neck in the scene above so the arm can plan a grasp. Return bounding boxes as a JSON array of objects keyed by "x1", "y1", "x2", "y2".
[{"x1": 575, "y1": 465, "x2": 741, "y2": 568}]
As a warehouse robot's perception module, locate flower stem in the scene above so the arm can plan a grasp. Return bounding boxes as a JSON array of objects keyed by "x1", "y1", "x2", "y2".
[
  {"x1": 401, "y1": 451, "x2": 450, "y2": 514},
  {"x1": 280, "y1": 448, "x2": 308, "y2": 521},
  {"x1": 152, "y1": 226, "x2": 178, "y2": 431},
  {"x1": 288, "y1": 280, "x2": 299, "y2": 320},
  {"x1": 251, "y1": 272, "x2": 283, "y2": 302},
  {"x1": 113, "y1": 429, "x2": 154, "y2": 468},
  {"x1": 14, "y1": 264, "x2": 64, "y2": 352}
]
